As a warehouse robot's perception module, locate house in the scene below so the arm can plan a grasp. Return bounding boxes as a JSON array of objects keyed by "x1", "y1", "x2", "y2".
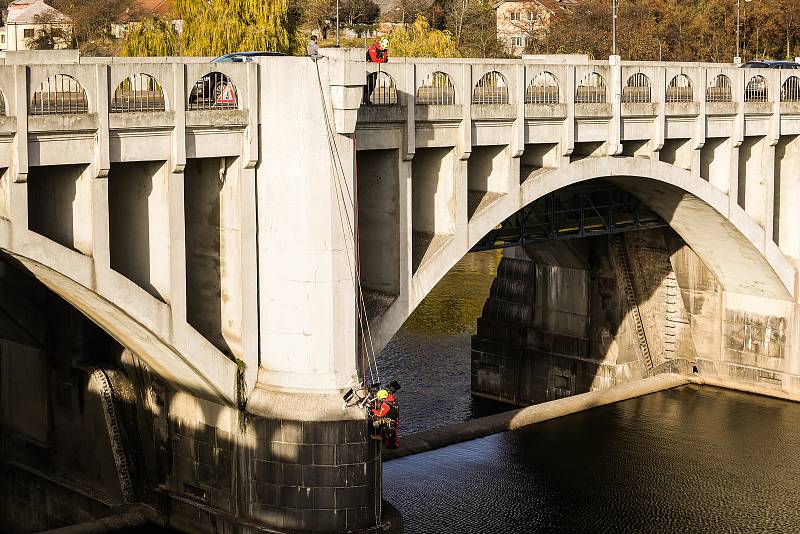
[
  {"x1": 0, "y1": 0, "x2": 71, "y2": 51},
  {"x1": 494, "y1": 0, "x2": 576, "y2": 56},
  {"x1": 112, "y1": 0, "x2": 177, "y2": 39}
]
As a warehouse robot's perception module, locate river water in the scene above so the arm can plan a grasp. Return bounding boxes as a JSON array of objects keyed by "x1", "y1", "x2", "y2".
[{"x1": 380, "y1": 251, "x2": 800, "y2": 533}]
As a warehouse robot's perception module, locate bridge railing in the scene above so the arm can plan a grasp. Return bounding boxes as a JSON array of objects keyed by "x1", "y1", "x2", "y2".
[{"x1": 359, "y1": 58, "x2": 800, "y2": 116}]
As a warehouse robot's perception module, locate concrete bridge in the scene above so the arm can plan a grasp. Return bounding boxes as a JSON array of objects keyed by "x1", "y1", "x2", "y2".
[{"x1": 1, "y1": 49, "x2": 800, "y2": 533}]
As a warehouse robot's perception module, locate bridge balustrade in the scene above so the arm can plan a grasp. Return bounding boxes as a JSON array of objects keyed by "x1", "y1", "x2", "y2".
[
  {"x1": 525, "y1": 71, "x2": 559, "y2": 104},
  {"x1": 781, "y1": 76, "x2": 800, "y2": 102},
  {"x1": 363, "y1": 71, "x2": 398, "y2": 105},
  {"x1": 575, "y1": 72, "x2": 607, "y2": 104},
  {"x1": 622, "y1": 72, "x2": 651, "y2": 103},
  {"x1": 473, "y1": 71, "x2": 509, "y2": 105},
  {"x1": 30, "y1": 74, "x2": 88, "y2": 115},
  {"x1": 416, "y1": 70, "x2": 456, "y2": 105},
  {"x1": 111, "y1": 73, "x2": 166, "y2": 113},
  {"x1": 666, "y1": 73, "x2": 693, "y2": 103},
  {"x1": 745, "y1": 74, "x2": 769, "y2": 102},
  {"x1": 707, "y1": 73, "x2": 733, "y2": 102}
]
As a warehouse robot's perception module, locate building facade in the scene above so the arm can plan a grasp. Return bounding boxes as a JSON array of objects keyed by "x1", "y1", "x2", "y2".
[{"x1": 494, "y1": 0, "x2": 575, "y2": 56}]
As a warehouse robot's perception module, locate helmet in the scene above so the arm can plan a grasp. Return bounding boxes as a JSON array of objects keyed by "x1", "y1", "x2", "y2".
[
  {"x1": 376, "y1": 389, "x2": 389, "y2": 400},
  {"x1": 380, "y1": 38, "x2": 389, "y2": 49}
]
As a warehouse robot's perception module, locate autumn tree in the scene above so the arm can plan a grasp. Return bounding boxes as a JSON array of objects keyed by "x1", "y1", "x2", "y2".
[
  {"x1": 457, "y1": 0, "x2": 506, "y2": 58},
  {"x1": 122, "y1": 0, "x2": 303, "y2": 56},
  {"x1": 120, "y1": 17, "x2": 179, "y2": 56},
  {"x1": 388, "y1": 14, "x2": 459, "y2": 57}
]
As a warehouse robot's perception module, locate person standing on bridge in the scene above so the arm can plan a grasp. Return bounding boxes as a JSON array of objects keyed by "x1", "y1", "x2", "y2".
[
  {"x1": 307, "y1": 34, "x2": 320, "y2": 59},
  {"x1": 367, "y1": 38, "x2": 389, "y2": 63}
]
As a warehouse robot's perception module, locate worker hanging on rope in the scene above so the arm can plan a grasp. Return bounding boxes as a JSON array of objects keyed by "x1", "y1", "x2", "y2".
[
  {"x1": 367, "y1": 38, "x2": 390, "y2": 63},
  {"x1": 370, "y1": 383, "x2": 400, "y2": 449}
]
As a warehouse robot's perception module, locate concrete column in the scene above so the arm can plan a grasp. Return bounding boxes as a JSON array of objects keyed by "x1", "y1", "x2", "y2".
[
  {"x1": 561, "y1": 66, "x2": 575, "y2": 160},
  {"x1": 512, "y1": 63, "x2": 525, "y2": 158},
  {"x1": 12, "y1": 64, "x2": 27, "y2": 183},
  {"x1": 730, "y1": 68, "x2": 746, "y2": 216},
  {"x1": 652, "y1": 66, "x2": 666, "y2": 155},
  {"x1": 167, "y1": 169, "x2": 187, "y2": 323},
  {"x1": 607, "y1": 55, "x2": 623, "y2": 156},
  {"x1": 94, "y1": 64, "x2": 110, "y2": 179},
  {"x1": 403, "y1": 61, "x2": 415, "y2": 161},
  {"x1": 691, "y1": 68, "x2": 707, "y2": 181},
  {"x1": 460, "y1": 63, "x2": 472, "y2": 161},
  {"x1": 245, "y1": 55, "x2": 377, "y2": 533},
  {"x1": 171, "y1": 63, "x2": 186, "y2": 173},
  {"x1": 775, "y1": 136, "x2": 800, "y2": 260}
]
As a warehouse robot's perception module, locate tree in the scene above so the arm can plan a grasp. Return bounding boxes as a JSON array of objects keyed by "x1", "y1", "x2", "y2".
[
  {"x1": 387, "y1": 14, "x2": 459, "y2": 57},
  {"x1": 121, "y1": 17, "x2": 179, "y2": 57},
  {"x1": 123, "y1": 0, "x2": 303, "y2": 56},
  {"x1": 457, "y1": 0, "x2": 506, "y2": 58},
  {"x1": 304, "y1": 0, "x2": 334, "y2": 38},
  {"x1": 52, "y1": 0, "x2": 136, "y2": 54},
  {"x1": 339, "y1": 0, "x2": 380, "y2": 26},
  {"x1": 27, "y1": 11, "x2": 71, "y2": 50}
]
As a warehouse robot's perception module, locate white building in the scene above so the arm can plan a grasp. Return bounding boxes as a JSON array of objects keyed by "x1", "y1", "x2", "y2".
[{"x1": 0, "y1": 0, "x2": 71, "y2": 51}]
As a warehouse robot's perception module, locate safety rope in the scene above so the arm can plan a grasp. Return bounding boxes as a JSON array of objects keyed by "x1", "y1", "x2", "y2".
[{"x1": 314, "y1": 59, "x2": 381, "y2": 387}]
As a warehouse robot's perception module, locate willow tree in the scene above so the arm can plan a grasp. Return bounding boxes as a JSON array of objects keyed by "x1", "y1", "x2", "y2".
[
  {"x1": 388, "y1": 15, "x2": 459, "y2": 57},
  {"x1": 175, "y1": 0, "x2": 302, "y2": 56},
  {"x1": 123, "y1": 0, "x2": 302, "y2": 56},
  {"x1": 121, "y1": 17, "x2": 179, "y2": 57}
]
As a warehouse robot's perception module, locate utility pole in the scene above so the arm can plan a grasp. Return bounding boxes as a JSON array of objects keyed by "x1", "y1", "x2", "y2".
[{"x1": 336, "y1": 0, "x2": 340, "y2": 47}]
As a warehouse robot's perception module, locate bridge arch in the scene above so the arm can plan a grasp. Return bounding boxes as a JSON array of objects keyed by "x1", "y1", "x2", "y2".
[{"x1": 371, "y1": 157, "x2": 794, "y2": 352}]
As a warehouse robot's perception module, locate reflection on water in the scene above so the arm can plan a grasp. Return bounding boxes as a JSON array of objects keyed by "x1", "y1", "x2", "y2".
[
  {"x1": 386, "y1": 385, "x2": 800, "y2": 533},
  {"x1": 377, "y1": 251, "x2": 509, "y2": 434}
]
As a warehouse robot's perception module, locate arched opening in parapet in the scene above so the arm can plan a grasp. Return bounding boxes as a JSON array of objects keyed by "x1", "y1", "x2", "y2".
[
  {"x1": 30, "y1": 74, "x2": 89, "y2": 115},
  {"x1": 416, "y1": 71, "x2": 456, "y2": 105},
  {"x1": 473, "y1": 71, "x2": 509, "y2": 105},
  {"x1": 623, "y1": 73, "x2": 651, "y2": 103},
  {"x1": 111, "y1": 73, "x2": 166, "y2": 113},
  {"x1": 188, "y1": 72, "x2": 238, "y2": 110},
  {"x1": 575, "y1": 72, "x2": 606, "y2": 104},
  {"x1": 706, "y1": 73, "x2": 732, "y2": 102},
  {"x1": 526, "y1": 71, "x2": 559, "y2": 104},
  {"x1": 364, "y1": 71, "x2": 398, "y2": 105},
  {"x1": 666, "y1": 74, "x2": 693, "y2": 103},
  {"x1": 355, "y1": 151, "x2": 794, "y2": 434}
]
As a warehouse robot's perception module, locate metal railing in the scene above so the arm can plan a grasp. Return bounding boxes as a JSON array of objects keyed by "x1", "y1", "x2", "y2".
[
  {"x1": 745, "y1": 74, "x2": 768, "y2": 102},
  {"x1": 622, "y1": 72, "x2": 651, "y2": 103},
  {"x1": 473, "y1": 71, "x2": 509, "y2": 104},
  {"x1": 111, "y1": 73, "x2": 166, "y2": 113},
  {"x1": 782, "y1": 76, "x2": 800, "y2": 102},
  {"x1": 575, "y1": 72, "x2": 606, "y2": 103},
  {"x1": 666, "y1": 74, "x2": 693, "y2": 103},
  {"x1": 30, "y1": 74, "x2": 88, "y2": 115},
  {"x1": 363, "y1": 71, "x2": 398, "y2": 105},
  {"x1": 526, "y1": 71, "x2": 559, "y2": 104},
  {"x1": 416, "y1": 71, "x2": 456, "y2": 105},
  {"x1": 706, "y1": 73, "x2": 732, "y2": 102},
  {"x1": 188, "y1": 71, "x2": 238, "y2": 110}
]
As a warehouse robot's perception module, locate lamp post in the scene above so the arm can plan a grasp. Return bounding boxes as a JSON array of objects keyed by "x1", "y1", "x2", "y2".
[
  {"x1": 612, "y1": 0, "x2": 617, "y2": 55},
  {"x1": 336, "y1": 0, "x2": 340, "y2": 47},
  {"x1": 735, "y1": 0, "x2": 752, "y2": 64}
]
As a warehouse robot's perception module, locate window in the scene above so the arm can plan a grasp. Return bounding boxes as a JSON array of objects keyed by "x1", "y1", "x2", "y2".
[
  {"x1": 509, "y1": 11, "x2": 520, "y2": 20},
  {"x1": 512, "y1": 36, "x2": 526, "y2": 47},
  {"x1": 1, "y1": 35, "x2": 5, "y2": 44},
  {"x1": 23, "y1": 29, "x2": 34, "y2": 38},
  {"x1": 528, "y1": 11, "x2": 536, "y2": 21}
]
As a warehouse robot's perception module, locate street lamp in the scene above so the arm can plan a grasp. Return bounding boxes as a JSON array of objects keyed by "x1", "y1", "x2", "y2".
[
  {"x1": 735, "y1": 0, "x2": 752, "y2": 64},
  {"x1": 611, "y1": 0, "x2": 617, "y2": 55},
  {"x1": 336, "y1": 0, "x2": 340, "y2": 47}
]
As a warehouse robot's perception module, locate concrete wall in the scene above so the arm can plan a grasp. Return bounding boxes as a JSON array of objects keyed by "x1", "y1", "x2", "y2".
[{"x1": 108, "y1": 160, "x2": 170, "y2": 301}]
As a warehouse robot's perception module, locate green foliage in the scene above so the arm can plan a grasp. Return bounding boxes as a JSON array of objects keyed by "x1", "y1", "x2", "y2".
[
  {"x1": 457, "y1": 0, "x2": 507, "y2": 58},
  {"x1": 121, "y1": 17, "x2": 179, "y2": 57},
  {"x1": 387, "y1": 15, "x2": 459, "y2": 57},
  {"x1": 123, "y1": 0, "x2": 303, "y2": 56}
]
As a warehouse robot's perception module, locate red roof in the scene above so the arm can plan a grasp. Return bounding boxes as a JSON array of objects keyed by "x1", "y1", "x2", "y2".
[{"x1": 119, "y1": 0, "x2": 174, "y2": 22}]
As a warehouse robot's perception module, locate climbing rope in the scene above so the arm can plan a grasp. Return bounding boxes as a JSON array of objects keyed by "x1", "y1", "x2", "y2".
[{"x1": 314, "y1": 59, "x2": 381, "y2": 387}]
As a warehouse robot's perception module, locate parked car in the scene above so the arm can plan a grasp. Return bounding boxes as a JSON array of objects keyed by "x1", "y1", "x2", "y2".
[
  {"x1": 189, "y1": 51, "x2": 287, "y2": 109},
  {"x1": 211, "y1": 51, "x2": 286, "y2": 63},
  {"x1": 740, "y1": 59, "x2": 800, "y2": 69}
]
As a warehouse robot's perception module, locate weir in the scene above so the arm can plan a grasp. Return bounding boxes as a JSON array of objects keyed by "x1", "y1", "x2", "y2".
[{"x1": 1, "y1": 49, "x2": 800, "y2": 533}]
